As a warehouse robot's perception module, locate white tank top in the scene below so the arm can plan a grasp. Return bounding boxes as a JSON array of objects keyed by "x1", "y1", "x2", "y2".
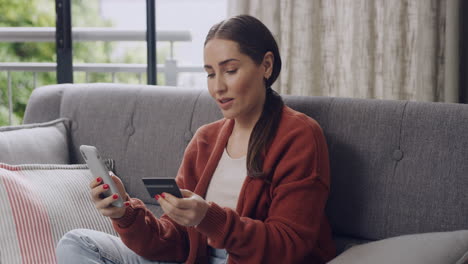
[{"x1": 205, "y1": 148, "x2": 247, "y2": 210}]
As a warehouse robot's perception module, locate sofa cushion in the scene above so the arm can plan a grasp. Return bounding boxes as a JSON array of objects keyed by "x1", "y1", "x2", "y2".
[
  {"x1": 328, "y1": 230, "x2": 468, "y2": 264},
  {"x1": 0, "y1": 118, "x2": 70, "y2": 164},
  {"x1": 0, "y1": 163, "x2": 118, "y2": 264},
  {"x1": 58, "y1": 84, "x2": 205, "y2": 204}
]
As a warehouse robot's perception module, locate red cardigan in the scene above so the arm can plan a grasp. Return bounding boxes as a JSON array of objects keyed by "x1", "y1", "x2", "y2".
[{"x1": 112, "y1": 106, "x2": 336, "y2": 263}]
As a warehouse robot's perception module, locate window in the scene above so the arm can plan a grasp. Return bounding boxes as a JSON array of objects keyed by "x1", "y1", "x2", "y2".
[{"x1": 96, "y1": 0, "x2": 228, "y2": 88}]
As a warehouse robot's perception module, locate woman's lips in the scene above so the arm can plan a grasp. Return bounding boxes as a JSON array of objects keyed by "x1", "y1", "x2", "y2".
[{"x1": 218, "y1": 98, "x2": 234, "y2": 110}]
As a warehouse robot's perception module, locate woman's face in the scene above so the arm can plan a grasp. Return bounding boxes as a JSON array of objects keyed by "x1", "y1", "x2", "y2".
[{"x1": 204, "y1": 38, "x2": 269, "y2": 124}]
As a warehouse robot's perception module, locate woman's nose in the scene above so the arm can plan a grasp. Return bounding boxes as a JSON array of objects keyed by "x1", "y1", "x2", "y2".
[{"x1": 214, "y1": 76, "x2": 227, "y2": 93}]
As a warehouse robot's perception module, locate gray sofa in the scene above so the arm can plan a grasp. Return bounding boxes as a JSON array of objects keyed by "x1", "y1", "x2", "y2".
[{"x1": 14, "y1": 83, "x2": 468, "y2": 262}]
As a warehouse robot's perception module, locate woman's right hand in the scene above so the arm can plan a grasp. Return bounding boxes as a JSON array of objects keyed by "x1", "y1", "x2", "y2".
[{"x1": 90, "y1": 172, "x2": 130, "y2": 219}]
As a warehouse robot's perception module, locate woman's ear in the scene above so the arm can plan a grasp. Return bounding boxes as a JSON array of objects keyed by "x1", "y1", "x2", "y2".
[{"x1": 262, "y1": 51, "x2": 274, "y2": 80}]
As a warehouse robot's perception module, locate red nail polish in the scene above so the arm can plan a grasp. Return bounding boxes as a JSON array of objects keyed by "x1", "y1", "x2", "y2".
[
  {"x1": 103, "y1": 184, "x2": 109, "y2": 190},
  {"x1": 161, "y1": 193, "x2": 166, "y2": 198},
  {"x1": 96, "y1": 177, "x2": 102, "y2": 183},
  {"x1": 112, "y1": 194, "x2": 119, "y2": 199},
  {"x1": 155, "y1": 195, "x2": 160, "y2": 200},
  {"x1": 124, "y1": 202, "x2": 130, "y2": 207}
]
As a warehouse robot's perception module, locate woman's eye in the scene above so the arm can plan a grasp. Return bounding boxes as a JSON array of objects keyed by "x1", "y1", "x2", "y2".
[
  {"x1": 226, "y1": 69, "x2": 237, "y2": 74},
  {"x1": 207, "y1": 73, "x2": 215, "y2": 79}
]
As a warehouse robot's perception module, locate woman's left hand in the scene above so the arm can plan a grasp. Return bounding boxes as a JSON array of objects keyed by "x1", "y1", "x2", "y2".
[{"x1": 157, "y1": 189, "x2": 210, "y2": 227}]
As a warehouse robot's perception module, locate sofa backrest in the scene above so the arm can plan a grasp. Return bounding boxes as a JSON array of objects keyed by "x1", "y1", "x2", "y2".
[{"x1": 24, "y1": 84, "x2": 468, "y2": 250}]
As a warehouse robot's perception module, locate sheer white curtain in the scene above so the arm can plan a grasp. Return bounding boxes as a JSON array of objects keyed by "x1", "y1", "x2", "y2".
[{"x1": 228, "y1": 0, "x2": 459, "y2": 102}]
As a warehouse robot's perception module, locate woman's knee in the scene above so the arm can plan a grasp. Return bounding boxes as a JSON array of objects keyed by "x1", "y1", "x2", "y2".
[{"x1": 56, "y1": 229, "x2": 100, "y2": 261}]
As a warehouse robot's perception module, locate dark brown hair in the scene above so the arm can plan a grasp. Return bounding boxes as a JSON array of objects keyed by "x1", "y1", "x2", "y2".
[{"x1": 205, "y1": 15, "x2": 284, "y2": 180}]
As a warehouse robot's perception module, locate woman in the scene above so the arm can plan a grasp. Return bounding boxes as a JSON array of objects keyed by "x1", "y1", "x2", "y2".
[{"x1": 56, "y1": 15, "x2": 336, "y2": 264}]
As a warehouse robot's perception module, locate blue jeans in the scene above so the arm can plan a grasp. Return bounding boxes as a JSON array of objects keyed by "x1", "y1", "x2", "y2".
[{"x1": 56, "y1": 229, "x2": 227, "y2": 264}]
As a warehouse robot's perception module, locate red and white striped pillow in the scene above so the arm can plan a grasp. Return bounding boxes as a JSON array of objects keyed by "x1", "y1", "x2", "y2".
[{"x1": 0, "y1": 163, "x2": 118, "y2": 264}]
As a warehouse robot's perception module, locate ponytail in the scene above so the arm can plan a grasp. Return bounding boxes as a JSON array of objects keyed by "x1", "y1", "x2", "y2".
[{"x1": 246, "y1": 87, "x2": 284, "y2": 181}]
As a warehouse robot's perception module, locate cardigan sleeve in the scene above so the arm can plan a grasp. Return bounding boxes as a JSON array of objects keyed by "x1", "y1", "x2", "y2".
[
  {"x1": 111, "y1": 132, "x2": 201, "y2": 262},
  {"x1": 111, "y1": 199, "x2": 189, "y2": 261},
  {"x1": 195, "y1": 119, "x2": 332, "y2": 263}
]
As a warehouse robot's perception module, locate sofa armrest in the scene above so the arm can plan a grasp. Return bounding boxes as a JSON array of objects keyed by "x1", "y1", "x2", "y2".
[{"x1": 328, "y1": 231, "x2": 468, "y2": 264}]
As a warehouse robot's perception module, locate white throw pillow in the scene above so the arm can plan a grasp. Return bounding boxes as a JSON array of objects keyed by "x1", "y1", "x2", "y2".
[
  {"x1": 0, "y1": 118, "x2": 70, "y2": 164},
  {"x1": 328, "y1": 230, "x2": 468, "y2": 264},
  {"x1": 0, "y1": 163, "x2": 118, "y2": 264}
]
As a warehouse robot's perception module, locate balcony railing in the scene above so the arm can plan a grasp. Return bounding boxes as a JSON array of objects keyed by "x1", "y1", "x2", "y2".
[{"x1": 0, "y1": 27, "x2": 205, "y2": 125}]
